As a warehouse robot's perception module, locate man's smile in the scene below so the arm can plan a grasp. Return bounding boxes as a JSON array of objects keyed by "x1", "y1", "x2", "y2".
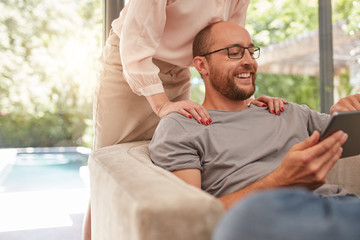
[
  {"x1": 235, "y1": 72, "x2": 250, "y2": 78},
  {"x1": 234, "y1": 72, "x2": 253, "y2": 84}
]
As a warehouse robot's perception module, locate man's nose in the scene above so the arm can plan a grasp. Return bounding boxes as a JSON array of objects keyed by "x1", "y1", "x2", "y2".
[{"x1": 241, "y1": 49, "x2": 255, "y2": 63}]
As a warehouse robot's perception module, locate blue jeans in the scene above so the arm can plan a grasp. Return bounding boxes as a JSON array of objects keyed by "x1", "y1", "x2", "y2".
[{"x1": 212, "y1": 188, "x2": 360, "y2": 240}]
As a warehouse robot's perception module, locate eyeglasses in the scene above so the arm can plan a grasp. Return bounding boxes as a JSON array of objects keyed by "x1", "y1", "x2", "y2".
[{"x1": 201, "y1": 46, "x2": 260, "y2": 59}]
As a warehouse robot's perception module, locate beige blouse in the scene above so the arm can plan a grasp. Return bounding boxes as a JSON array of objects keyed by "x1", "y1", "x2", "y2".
[{"x1": 112, "y1": 0, "x2": 250, "y2": 96}]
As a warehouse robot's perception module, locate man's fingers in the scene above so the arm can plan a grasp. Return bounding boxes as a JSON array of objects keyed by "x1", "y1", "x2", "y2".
[
  {"x1": 306, "y1": 131, "x2": 347, "y2": 160},
  {"x1": 287, "y1": 131, "x2": 346, "y2": 186},
  {"x1": 331, "y1": 103, "x2": 356, "y2": 114},
  {"x1": 291, "y1": 131, "x2": 320, "y2": 152},
  {"x1": 316, "y1": 147, "x2": 343, "y2": 181},
  {"x1": 330, "y1": 94, "x2": 360, "y2": 115},
  {"x1": 348, "y1": 95, "x2": 360, "y2": 110}
]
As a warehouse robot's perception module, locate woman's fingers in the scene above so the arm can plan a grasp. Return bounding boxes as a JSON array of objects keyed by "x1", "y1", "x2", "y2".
[
  {"x1": 158, "y1": 100, "x2": 212, "y2": 125},
  {"x1": 184, "y1": 100, "x2": 211, "y2": 125},
  {"x1": 249, "y1": 100, "x2": 268, "y2": 108},
  {"x1": 187, "y1": 105, "x2": 211, "y2": 125},
  {"x1": 269, "y1": 97, "x2": 287, "y2": 115},
  {"x1": 252, "y1": 95, "x2": 288, "y2": 115}
]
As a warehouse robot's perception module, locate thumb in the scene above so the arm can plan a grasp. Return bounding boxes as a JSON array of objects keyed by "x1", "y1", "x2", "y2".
[{"x1": 292, "y1": 131, "x2": 320, "y2": 151}]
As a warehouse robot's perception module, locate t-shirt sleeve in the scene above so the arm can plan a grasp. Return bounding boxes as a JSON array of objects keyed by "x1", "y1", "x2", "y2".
[
  {"x1": 149, "y1": 116, "x2": 202, "y2": 172},
  {"x1": 296, "y1": 104, "x2": 330, "y2": 134},
  {"x1": 308, "y1": 109, "x2": 330, "y2": 134}
]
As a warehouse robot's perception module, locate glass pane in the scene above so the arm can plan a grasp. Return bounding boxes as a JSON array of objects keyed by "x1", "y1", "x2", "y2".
[
  {"x1": 190, "y1": 0, "x2": 360, "y2": 110},
  {"x1": 0, "y1": 0, "x2": 102, "y2": 148},
  {"x1": 247, "y1": 0, "x2": 321, "y2": 110},
  {"x1": 332, "y1": 0, "x2": 360, "y2": 101},
  {"x1": 0, "y1": 0, "x2": 101, "y2": 238}
]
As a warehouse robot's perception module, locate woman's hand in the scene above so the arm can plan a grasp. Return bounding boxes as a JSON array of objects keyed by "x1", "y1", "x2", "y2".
[
  {"x1": 158, "y1": 100, "x2": 212, "y2": 125},
  {"x1": 146, "y1": 93, "x2": 211, "y2": 125},
  {"x1": 250, "y1": 95, "x2": 288, "y2": 115}
]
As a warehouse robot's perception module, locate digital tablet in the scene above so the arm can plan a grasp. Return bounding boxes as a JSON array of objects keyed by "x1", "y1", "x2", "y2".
[{"x1": 319, "y1": 111, "x2": 360, "y2": 158}]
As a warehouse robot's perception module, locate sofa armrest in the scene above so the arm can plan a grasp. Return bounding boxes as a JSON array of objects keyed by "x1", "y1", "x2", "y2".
[
  {"x1": 327, "y1": 154, "x2": 360, "y2": 196},
  {"x1": 89, "y1": 141, "x2": 224, "y2": 240}
]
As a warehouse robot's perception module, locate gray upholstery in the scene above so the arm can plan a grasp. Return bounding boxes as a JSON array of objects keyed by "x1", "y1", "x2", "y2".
[
  {"x1": 89, "y1": 141, "x2": 223, "y2": 240},
  {"x1": 328, "y1": 155, "x2": 360, "y2": 196},
  {"x1": 89, "y1": 140, "x2": 360, "y2": 240}
]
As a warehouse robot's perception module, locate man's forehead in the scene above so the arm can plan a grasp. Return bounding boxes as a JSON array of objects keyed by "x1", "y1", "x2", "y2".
[{"x1": 211, "y1": 23, "x2": 252, "y2": 47}]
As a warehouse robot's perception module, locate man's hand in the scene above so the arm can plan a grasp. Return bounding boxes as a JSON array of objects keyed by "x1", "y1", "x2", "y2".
[
  {"x1": 330, "y1": 94, "x2": 360, "y2": 115},
  {"x1": 273, "y1": 130, "x2": 348, "y2": 190}
]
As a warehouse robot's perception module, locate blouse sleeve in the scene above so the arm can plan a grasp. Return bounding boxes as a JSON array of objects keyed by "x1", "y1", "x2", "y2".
[
  {"x1": 118, "y1": 0, "x2": 168, "y2": 96},
  {"x1": 228, "y1": 0, "x2": 250, "y2": 26}
]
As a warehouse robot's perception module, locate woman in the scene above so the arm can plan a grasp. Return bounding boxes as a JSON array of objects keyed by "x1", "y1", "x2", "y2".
[
  {"x1": 85, "y1": 0, "x2": 287, "y2": 239},
  {"x1": 93, "y1": 0, "x2": 286, "y2": 149}
]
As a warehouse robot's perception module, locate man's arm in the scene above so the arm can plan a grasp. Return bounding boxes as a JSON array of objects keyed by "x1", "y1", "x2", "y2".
[
  {"x1": 220, "y1": 95, "x2": 360, "y2": 208},
  {"x1": 172, "y1": 130, "x2": 348, "y2": 210},
  {"x1": 172, "y1": 169, "x2": 201, "y2": 189}
]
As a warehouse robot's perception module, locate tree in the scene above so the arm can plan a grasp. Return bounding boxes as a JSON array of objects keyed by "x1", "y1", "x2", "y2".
[
  {"x1": 246, "y1": 0, "x2": 359, "y2": 110},
  {"x1": 190, "y1": 0, "x2": 359, "y2": 110},
  {"x1": 0, "y1": 0, "x2": 102, "y2": 147}
]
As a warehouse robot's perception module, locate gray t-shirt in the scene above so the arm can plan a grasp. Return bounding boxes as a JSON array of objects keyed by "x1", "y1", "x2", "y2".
[{"x1": 149, "y1": 103, "x2": 347, "y2": 197}]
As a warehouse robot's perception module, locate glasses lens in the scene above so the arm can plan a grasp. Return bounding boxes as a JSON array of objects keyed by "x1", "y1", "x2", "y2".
[
  {"x1": 228, "y1": 46, "x2": 244, "y2": 59},
  {"x1": 228, "y1": 46, "x2": 260, "y2": 59},
  {"x1": 252, "y1": 47, "x2": 260, "y2": 59}
]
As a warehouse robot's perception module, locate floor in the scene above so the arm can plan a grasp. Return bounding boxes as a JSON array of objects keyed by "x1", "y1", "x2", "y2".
[{"x1": 0, "y1": 150, "x2": 90, "y2": 240}]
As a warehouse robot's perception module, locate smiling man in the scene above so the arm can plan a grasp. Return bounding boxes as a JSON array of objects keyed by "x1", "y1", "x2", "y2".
[
  {"x1": 149, "y1": 21, "x2": 360, "y2": 240},
  {"x1": 193, "y1": 21, "x2": 258, "y2": 110}
]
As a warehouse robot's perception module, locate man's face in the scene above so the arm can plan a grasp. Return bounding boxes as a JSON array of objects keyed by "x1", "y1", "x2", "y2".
[{"x1": 206, "y1": 23, "x2": 258, "y2": 101}]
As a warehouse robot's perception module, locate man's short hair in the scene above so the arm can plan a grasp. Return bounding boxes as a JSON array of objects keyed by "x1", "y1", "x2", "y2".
[{"x1": 192, "y1": 21, "x2": 222, "y2": 59}]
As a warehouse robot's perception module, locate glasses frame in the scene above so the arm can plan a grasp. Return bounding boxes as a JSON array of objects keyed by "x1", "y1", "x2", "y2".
[{"x1": 201, "y1": 45, "x2": 260, "y2": 59}]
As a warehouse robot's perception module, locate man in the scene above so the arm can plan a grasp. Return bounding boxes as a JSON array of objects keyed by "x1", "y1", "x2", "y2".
[{"x1": 149, "y1": 21, "x2": 360, "y2": 239}]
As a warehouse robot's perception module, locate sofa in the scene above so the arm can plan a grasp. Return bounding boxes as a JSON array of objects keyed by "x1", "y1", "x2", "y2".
[{"x1": 88, "y1": 140, "x2": 360, "y2": 240}]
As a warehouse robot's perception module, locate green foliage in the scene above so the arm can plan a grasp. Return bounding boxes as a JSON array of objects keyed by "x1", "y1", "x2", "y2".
[
  {"x1": 255, "y1": 73, "x2": 320, "y2": 111},
  {"x1": 0, "y1": 0, "x2": 102, "y2": 148},
  {"x1": 243, "y1": 0, "x2": 357, "y2": 110},
  {"x1": 189, "y1": 67, "x2": 205, "y2": 104},
  {"x1": 190, "y1": 83, "x2": 205, "y2": 105},
  {"x1": 246, "y1": 0, "x2": 318, "y2": 46},
  {"x1": 1, "y1": 0, "x2": 358, "y2": 148},
  {"x1": 191, "y1": 0, "x2": 357, "y2": 109},
  {"x1": 333, "y1": 0, "x2": 360, "y2": 34},
  {"x1": 243, "y1": 0, "x2": 319, "y2": 108},
  {"x1": 247, "y1": 0, "x2": 359, "y2": 46},
  {"x1": 336, "y1": 67, "x2": 354, "y2": 98},
  {"x1": 189, "y1": 71, "x2": 321, "y2": 111}
]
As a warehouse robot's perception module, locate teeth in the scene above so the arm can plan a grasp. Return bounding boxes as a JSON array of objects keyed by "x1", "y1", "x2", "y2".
[{"x1": 236, "y1": 73, "x2": 250, "y2": 78}]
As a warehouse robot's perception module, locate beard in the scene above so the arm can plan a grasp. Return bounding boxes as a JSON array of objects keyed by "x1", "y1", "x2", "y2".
[{"x1": 208, "y1": 65, "x2": 256, "y2": 101}]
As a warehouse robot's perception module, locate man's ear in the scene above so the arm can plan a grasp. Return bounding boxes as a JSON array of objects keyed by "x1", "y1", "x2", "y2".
[{"x1": 193, "y1": 56, "x2": 209, "y2": 77}]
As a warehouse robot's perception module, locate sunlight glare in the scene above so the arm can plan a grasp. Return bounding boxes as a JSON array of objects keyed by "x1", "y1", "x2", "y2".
[{"x1": 0, "y1": 188, "x2": 89, "y2": 232}]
